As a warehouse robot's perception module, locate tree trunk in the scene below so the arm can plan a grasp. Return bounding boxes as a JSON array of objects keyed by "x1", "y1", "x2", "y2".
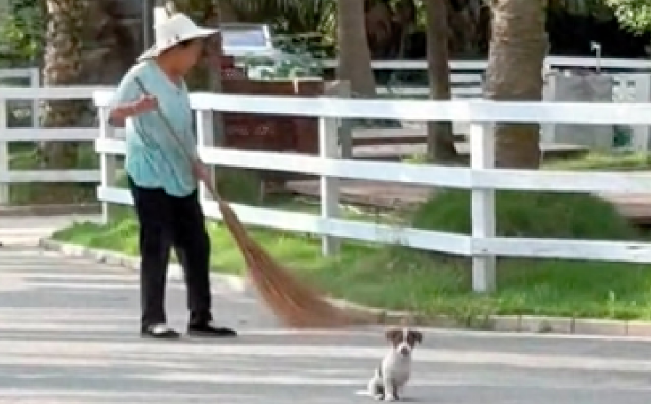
[
  {"x1": 425, "y1": 0, "x2": 459, "y2": 163},
  {"x1": 338, "y1": 0, "x2": 376, "y2": 97},
  {"x1": 483, "y1": 0, "x2": 546, "y2": 169},
  {"x1": 42, "y1": 0, "x2": 88, "y2": 170}
]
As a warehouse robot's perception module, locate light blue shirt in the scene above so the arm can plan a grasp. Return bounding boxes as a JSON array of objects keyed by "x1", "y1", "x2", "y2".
[{"x1": 111, "y1": 60, "x2": 198, "y2": 197}]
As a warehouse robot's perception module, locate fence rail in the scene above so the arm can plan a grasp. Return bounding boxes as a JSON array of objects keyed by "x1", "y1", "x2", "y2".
[
  {"x1": 93, "y1": 89, "x2": 651, "y2": 293},
  {"x1": 319, "y1": 56, "x2": 651, "y2": 100},
  {"x1": 322, "y1": 56, "x2": 651, "y2": 70},
  {"x1": 0, "y1": 85, "x2": 112, "y2": 204},
  {"x1": 0, "y1": 68, "x2": 40, "y2": 203}
]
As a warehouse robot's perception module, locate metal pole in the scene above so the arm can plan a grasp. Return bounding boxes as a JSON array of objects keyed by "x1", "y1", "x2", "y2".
[
  {"x1": 142, "y1": 0, "x2": 154, "y2": 50},
  {"x1": 590, "y1": 41, "x2": 602, "y2": 74}
]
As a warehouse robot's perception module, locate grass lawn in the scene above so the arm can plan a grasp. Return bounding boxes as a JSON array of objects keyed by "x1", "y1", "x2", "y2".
[{"x1": 52, "y1": 174, "x2": 651, "y2": 323}]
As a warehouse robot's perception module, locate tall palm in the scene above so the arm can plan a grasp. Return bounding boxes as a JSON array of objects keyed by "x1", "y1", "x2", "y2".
[
  {"x1": 337, "y1": 0, "x2": 375, "y2": 97},
  {"x1": 42, "y1": 0, "x2": 89, "y2": 169},
  {"x1": 483, "y1": 0, "x2": 546, "y2": 168},
  {"x1": 425, "y1": 0, "x2": 458, "y2": 162}
]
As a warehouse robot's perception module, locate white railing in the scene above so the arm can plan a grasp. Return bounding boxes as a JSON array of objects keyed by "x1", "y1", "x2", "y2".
[
  {"x1": 10, "y1": 57, "x2": 651, "y2": 152},
  {"x1": 93, "y1": 89, "x2": 651, "y2": 293},
  {"x1": 0, "y1": 86, "x2": 115, "y2": 204},
  {"x1": 0, "y1": 68, "x2": 40, "y2": 203},
  {"x1": 323, "y1": 56, "x2": 651, "y2": 71},
  {"x1": 322, "y1": 56, "x2": 651, "y2": 99}
]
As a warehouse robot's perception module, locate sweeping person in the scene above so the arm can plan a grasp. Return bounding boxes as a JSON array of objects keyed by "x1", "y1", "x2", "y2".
[{"x1": 107, "y1": 13, "x2": 237, "y2": 339}]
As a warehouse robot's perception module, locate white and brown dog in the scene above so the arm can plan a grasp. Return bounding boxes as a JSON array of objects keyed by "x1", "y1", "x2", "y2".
[{"x1": 367, "y1": 327, "x2": 423, "y2": 401}]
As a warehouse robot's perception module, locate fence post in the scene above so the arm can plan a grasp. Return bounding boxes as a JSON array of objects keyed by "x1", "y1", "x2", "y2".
[
  {"x1": 98, "y1": 107, "x2": 116, "y2": 224},
  {"x1": 318, "y1": 115, "x2": 340, "y2": 256},
  {"x1": 470, "y1": 121, "x2": 496, "y2": 292},
  {"x1": 30, "y1": 67, "x2": 40, "y2": 129},
  {"x1": 195, "y1": 109, "x2": 215, "y2": 203},
  {"x1": 324, "y1": 80, "x2": 353, "y2": 158},
  {"x1": 0, "y1": 98, "x2": 8, "y2": 205},
  {"x1": 540, "y1": 71, "x2": 557, "y2": 144},
  {"x1": 632, "y1": 74, "x2": 651, "y2": 151}
]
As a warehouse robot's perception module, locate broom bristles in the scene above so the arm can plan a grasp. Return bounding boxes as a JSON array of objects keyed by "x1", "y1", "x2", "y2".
[{"x1": 218, "y1": 200, "x2": 375, "y2": 328}]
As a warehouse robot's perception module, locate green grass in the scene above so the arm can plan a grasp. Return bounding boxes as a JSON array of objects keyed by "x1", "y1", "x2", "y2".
[{"x1": 52, "y1": 187, "x2": 651, "y2": 322}]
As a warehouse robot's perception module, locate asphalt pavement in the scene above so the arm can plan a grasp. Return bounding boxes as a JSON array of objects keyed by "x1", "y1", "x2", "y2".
[{"x1": 2, "y1": 228, "x2": 651, "y2": 403}]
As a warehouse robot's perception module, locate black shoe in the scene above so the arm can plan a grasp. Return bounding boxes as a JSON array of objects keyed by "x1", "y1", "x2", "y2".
[
  {"x1": 141, "y1": 323, "x2": 181, "y2": 339},
  {"x1": 187, "y1": 321, "x2": 237, "y2": 337}
]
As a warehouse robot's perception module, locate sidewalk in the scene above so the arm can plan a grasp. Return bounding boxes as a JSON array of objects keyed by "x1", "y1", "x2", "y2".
[
  {"x1": 0, "y1": 214, "x2": 101, "y2": 246},
  {"x1": 2, "y1": 218, "x2": 651, "y2": 403}
]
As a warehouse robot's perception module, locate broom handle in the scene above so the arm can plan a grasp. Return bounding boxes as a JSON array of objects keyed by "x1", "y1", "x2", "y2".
[{"x1": 132, "y1": 77, "x2": 221, "y2": 201}]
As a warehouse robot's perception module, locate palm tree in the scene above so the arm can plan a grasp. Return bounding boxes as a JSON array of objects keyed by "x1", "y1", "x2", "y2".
[
  {"x1": 483, "y1": 0, "x2": 546, "y2": 168},
  {"x1": 337, "y1": 0, "x2": 376, "y2": 97},
  {"x1": 424, "y1": 0, "x2": 458, "y2": 162},
  {"x1": 42, "y1": 0, "x2": 89, "y2": 169}
]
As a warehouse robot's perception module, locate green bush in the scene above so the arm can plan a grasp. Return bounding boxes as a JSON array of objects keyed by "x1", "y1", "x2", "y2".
[{"x1": 412, "y1": 189, "x2": 637, "y2": 240}]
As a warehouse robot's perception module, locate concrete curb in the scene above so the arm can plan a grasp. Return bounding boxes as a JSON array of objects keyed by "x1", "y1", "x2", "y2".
[
  {"x1": 39, "y1": 238, "x2": 651, "y2": 337},
  {"x1": 38, "y1": 238, "x2": 247, "y2": 293}
]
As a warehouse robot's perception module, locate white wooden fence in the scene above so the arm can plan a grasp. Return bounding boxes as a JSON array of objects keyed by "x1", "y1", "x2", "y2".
[
  {"x1": 320, "y1": 56, "x2": 651, "y2": 99},
  {"x1": 323, "y1": 57, "x2": 651, "y2": 150},
  {"x1": 93, "y1": 89, "x2": 651, "y2": 293},
  {"x1": 0, "y1": 68, "x2": 40, "y2": 203},
  {"x1": 0, "y1": 86, "x2": 114, "y2": 204}
]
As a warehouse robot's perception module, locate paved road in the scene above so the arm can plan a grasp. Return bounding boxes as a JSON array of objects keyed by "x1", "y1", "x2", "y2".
[
  {"x1": 3, "y1": 242, "x2": 651, "y2": 403},
  {"x1": 0, "y1": 215, "x2": 101, "y2": 245}
]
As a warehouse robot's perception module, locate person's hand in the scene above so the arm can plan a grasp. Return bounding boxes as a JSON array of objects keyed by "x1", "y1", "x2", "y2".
[
  {"x1": 130, "y1": 94, "x2": 158, "y2": 116},
  {"x1": 192, "y1": 161, "x2": 209, "y2": 182},
  {"x1": 192, "y1": 161, "x2": 216, "y2": 195}
]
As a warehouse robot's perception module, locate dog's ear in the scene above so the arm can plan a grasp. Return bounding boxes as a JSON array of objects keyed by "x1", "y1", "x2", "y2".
[
  {"x1": 385, "y1": 328, "x2": 402, "y2": 343},
  {"x1": 411, "y1": 331, "x2": 423, "y2": 344}
]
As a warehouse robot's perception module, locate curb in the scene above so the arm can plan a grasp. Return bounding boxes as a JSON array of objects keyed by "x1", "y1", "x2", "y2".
[
  {"x1": 0, "y1": 204, "x2": 101, "y2": 217},
  {"x1": 38, "y1": 238, "x2": 247, "y2": 293},
  {"x1": 39, "y1": 238, "x2": 651, "y2": 337}
]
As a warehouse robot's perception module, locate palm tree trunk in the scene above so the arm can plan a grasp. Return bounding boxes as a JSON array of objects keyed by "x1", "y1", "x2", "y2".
[
  {"x1": 338, "y1": 0, "x2": 376, "y2": 97},
  {"x1": 425, "y1": 0, "x2": 459, "y2": 162},
  {"x1": 42, "y1": 0, "x2": 88, "y2": 170},
  {"x1": 483, "y1": 0, "x2": 546, "y2": 169}
]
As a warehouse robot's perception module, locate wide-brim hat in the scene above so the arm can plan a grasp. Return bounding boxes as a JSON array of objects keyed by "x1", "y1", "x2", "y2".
[{"x1": 138, "y1": 13, "x2": 219, "y2": 62}]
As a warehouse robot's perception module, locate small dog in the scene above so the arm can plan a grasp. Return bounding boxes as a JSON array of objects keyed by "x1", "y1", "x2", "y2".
[{"x1": 367, "y1": 327, "x2": 423, "y2": 401}]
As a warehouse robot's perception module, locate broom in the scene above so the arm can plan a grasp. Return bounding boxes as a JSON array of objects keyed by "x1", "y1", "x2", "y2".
[{"x1": 132, "y1": 78, "x2": 375, "y2": 328}]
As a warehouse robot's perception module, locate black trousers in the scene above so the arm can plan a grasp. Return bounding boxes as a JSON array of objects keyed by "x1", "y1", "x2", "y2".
[{"x1": 128, "y1": 176, "x2": 212, "y2": 329}]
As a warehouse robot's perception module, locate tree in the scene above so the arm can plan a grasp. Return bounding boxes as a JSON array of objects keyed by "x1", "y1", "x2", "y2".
[
  {"x1": 42, "y1": 0, "x2": 89, "y2": 170},
  {"x1": 337, "y1": 0, "x2": 376, "y2": 97},
  {"x1": 0, "y1": 0, "x2": 45, "y2": 66},
  {"x1": 604, "y1": 0, "x2": 651, "y2": 33},
  {"x1": 424, "y1": 0, "x2": 459, "y2": 162},
  {"x1": 483, "y1": 0, "x2": 546, "y2": 168}
]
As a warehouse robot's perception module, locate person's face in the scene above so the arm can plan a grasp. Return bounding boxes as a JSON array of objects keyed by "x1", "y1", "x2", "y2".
[{"x1": 174, "y1": 38, "x2": 204, "y2": 73}]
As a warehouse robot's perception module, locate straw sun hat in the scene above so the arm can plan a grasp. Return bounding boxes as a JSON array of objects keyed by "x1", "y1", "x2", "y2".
[{"x1": 138, "y1": 13, "x2": 219, "y2": 62}]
